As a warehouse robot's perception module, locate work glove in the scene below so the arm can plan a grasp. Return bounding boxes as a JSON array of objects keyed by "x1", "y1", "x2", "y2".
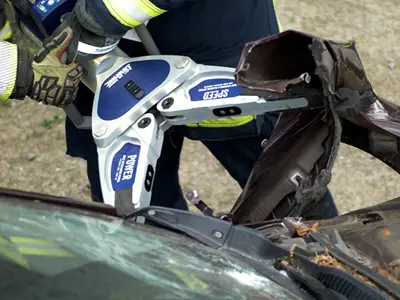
[
  {"x1": 13, "y1": 27, "x2": 83, "y2": 107},
  {"x1": 48, "y1": 0, "x2": 126, "y2": 63}
]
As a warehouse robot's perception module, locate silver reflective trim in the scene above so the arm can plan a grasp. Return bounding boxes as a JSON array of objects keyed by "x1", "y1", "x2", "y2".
[
  {"x1": 102, "y1": 0, "x2": 159, "y2": 26},
  {"x1": 0, "y1": 41, "x2": 17, "y2": 101}
]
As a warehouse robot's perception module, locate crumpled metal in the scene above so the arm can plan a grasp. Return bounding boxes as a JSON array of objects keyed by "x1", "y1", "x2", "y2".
[{"x1": 231, "y1": 29, "x2": 400, "y2": 224}]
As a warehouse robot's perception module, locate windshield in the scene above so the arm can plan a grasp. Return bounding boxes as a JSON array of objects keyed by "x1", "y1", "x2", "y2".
[{"x1": 0, "y1": 199, "x2": 301, "y2": 300}]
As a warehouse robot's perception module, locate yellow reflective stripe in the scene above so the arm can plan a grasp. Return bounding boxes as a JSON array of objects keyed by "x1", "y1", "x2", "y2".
[
  {"x1": 168, "y1": 267, "x2": 209, "y2": 291},
  {"x1": 0, "y1": 237, "x2": 30, "y2": 269},
  {"x1": 0, "y1": 41, "x2": 17, "y2": 102},
  {"x1": 0, "y1": 237, "x2": 11, "y2": 245},
  {"x1": 0, "y1": 20, "x2": 13, "y2": 41},
  {"x1": 0, "y1": 247, "x2": 30, "y2": 269},
  {"x1": 103, "y1": 0, "x2": 141, "y2": 27},
  {"x1": 138, "y1": 0, "x2": 166, "y2": 16},
  {"x1": 2, "y1": 31, "x2": 12, "y2": 41},
  {"x1": 10, "y1": 236, "x2": 75, "y2": 257},
  {"x1": 103, "y1": 0, "x2": 166, "y2": 28},
  {"x1": 189, "y1": 274, "x2": 209, "y2": 290},
  {"x1": 186, "y1": 115, "x2": 256, "y2": 128},
  {"x1": 10, "y1": 236, "x2": 58, "y2": 245},
  {"x1": 272, "y1": 0, "x2": 282, "y2": 32},
  {"x1": 170, "y1": 268, "x2": 196, "y2": 290},
  {"x1": 18, "y1": 248, "x2": 74, "y2": 257}
]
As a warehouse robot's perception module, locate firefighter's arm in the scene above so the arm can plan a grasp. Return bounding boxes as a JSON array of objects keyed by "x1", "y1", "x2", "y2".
[
  {"x1": 0, "y1": 41, "x2": 18, "y2": 103},
  {"x1": 47, "y1": 0, "x2": 192, "y2": 61},
  {"x1": 0, "y1": 13, "x2": 12, "y2": 41},
  {"x1": 85, "y1": 0, "x2": 193, "y2": 34}
]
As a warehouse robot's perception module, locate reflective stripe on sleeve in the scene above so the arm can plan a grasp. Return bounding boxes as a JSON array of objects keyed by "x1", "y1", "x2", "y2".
[
  {"x1": 0, "y1": 20, "x2": 13, "y2": 41},
  {"x1": 186, "y1": 116, "x2": 256, "y2": 128},
  {"x1": 102, "y1": 0, "x2": 166, "y2": 28},
  {"x1": 0, "y1": 41, "x2": 17, "y2": 102}
]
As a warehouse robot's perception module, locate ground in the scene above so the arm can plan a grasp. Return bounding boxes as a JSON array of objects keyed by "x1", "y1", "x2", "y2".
[{"x1": 0, "y1": 0, "x2": 399, "y2": 214}]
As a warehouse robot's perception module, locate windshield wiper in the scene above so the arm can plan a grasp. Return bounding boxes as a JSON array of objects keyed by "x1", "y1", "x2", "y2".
[
  {"x1": 129, "y1": 206, "x2": 390, "y2": 300},
  {"x1": 130, "y1": 206, "x2": 233, "y2": 249},
  {"x1": 129, "y1": 206, "x2": 311, "y2": 299},
  {"x1": 308, "y1": 232, "x2": 400, "y2": 300}
]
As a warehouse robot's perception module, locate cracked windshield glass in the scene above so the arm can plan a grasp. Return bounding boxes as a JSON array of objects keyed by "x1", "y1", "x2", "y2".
[{"x1": 0, "y1": 200, "x2": 300, "y2": 299}]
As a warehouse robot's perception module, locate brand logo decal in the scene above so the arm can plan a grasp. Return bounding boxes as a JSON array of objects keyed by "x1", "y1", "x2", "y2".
[{"x1": 105, "y1": 65, "x2": 132, "y2": 89}]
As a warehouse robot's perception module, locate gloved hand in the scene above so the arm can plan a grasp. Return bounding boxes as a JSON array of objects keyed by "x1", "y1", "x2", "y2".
[
  {"x1": 49, "y1": 0, "x2": 126, "y2": 63},
  {"x1": 13, "y1": 27, "x2": 83, "y2": 107}
]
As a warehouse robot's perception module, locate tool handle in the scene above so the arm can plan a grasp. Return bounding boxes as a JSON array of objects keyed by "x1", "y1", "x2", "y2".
[{"x1": 134, "y1": 24, "x2": 161, "y2": 55}]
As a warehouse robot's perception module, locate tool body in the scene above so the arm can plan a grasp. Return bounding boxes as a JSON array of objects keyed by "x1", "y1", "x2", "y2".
[
  {"x1": 17, "y1": 1, "x2": 316, "y2": 217},
  {"x1": 87, "y1": 54, "x2": 311, "y2": 217}
]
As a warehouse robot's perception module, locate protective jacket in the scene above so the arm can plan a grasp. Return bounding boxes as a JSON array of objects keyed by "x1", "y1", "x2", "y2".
[
  {"x1": 0, "y1": 1, "x2": 16, "y2": 102},
  {"x1": 87, "y1": 0, "x2": 281, "y2": 129},
  {"x1": 0, "y1": 41, "x2": 18, "y2": 102}
]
